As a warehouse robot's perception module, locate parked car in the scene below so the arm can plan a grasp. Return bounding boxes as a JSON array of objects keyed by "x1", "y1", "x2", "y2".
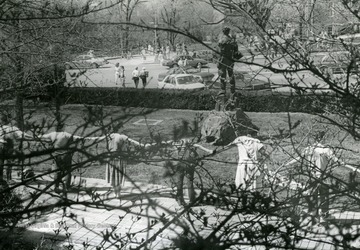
[
  {"x1": 157, "y1": 74, "x2": 206, "y2": 90},
  {"x1": 318, "y1": 51, "x2": 360, "y2": 76},
  {"x1": 162, "y1": 55, "x2": 208, "y2": 68},
  {"x1": 65, "y1": 54, "x2": 109, "y2": 70},
  {"x1": 158, "y1": 65, "x2": 215, "y2": 84},
  {"x1": 194, "y1": 50, "x2": 215, "y2": 62}
]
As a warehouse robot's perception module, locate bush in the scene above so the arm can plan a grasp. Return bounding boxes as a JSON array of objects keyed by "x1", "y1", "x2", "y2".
[
  {"x1": 64, "y1": 88, "x2": 216, "y2": 110},
  {"x1": 0, "y1": 180, "x2": 23, "y2": 228},
  {"x1": 63, "y1": 87, "x2": 335, "y2": 113}
]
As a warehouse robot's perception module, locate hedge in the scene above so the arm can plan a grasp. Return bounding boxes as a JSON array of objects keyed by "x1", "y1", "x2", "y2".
[
  {"x1": 62, "y1": 87, "x2": 339, "y2": 113},
  {"x1": 64, "y1": 87, "x2": 216, "y2": 110}
]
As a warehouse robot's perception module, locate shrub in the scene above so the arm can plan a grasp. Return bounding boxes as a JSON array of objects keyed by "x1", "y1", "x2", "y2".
[
  {"x1": 0, "y1": 180, "x2": 23, "y2": 228},
  {"x1": 63, "y1": 87, "x2": 335, "y2": 113}
]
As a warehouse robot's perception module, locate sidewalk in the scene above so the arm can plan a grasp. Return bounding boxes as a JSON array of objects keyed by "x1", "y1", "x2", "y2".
[
  {"x1": 14, "y1": 174, "x2": 360, "y2": 249},
  {"x1": 19, "y1": 176, "x2": 180, "y2": 249}
]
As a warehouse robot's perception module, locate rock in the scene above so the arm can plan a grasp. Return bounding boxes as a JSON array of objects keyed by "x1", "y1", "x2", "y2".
[{"x1": 201, "y1": 109, "x2": 259, "y2": 145}]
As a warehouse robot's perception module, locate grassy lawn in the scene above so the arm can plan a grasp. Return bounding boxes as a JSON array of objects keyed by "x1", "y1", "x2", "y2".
[{"x1": 22, "y1": 104, "x2": 360, "y2": 190}]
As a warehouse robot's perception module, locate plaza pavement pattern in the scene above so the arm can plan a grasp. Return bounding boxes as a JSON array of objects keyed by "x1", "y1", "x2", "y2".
[{"x1": 17, "y1": 175, "x2": 360, "y2": 250}]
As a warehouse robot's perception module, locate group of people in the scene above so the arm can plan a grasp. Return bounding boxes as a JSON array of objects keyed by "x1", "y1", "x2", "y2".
[
  {"x1": 0, "y1": 112, "x2": 356, "y2": 224},
  {"x1": 131, "y1": 66, "x2": 149, "y2": 89},
  {"x1": 114, "y1": 63, "x2": 149, "y2": 89}
]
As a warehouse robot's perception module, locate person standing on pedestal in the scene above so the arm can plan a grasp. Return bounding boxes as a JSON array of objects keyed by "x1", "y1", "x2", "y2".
[{"x1": 217, "y1": 27, "x2": 242, "y2": 103}]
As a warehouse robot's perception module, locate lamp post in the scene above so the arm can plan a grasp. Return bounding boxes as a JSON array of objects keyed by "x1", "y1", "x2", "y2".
[{"x1": 154, "y1": 10, "x2": 159, "y2": 53}]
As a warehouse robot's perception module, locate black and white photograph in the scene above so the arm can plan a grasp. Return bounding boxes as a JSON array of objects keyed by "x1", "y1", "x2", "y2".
[{"x1": 1, "y1": 0, "x2": 360, "y2": 249}]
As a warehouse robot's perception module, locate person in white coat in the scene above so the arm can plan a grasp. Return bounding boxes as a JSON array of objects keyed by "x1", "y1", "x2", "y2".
[
  {"x1": 283, "y1": 134, "x2": 344, "y2": 223},
  {"x1": 221, "y1": 135, "x2": 268, "y2": 191}
]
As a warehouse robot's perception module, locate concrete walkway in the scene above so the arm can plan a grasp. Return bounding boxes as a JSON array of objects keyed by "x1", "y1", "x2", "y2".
[{"x1": 15, "y1": 175, "x2": 360, "y2": 250}]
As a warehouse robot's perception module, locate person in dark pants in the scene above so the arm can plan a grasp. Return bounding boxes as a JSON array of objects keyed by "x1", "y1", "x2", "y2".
[
  {"x1": 217, "y1": 27, "x2": 240, "y2": 101},
  {"x1": 284, "y1": 133, "x2": 344, "y2": 225},
  {"x1": 139, "y1": 67, "x2": 149, "y2": 89},
  {"x1": 39, "y1": 130, "x2": 83, "y2": 193},
  {"x1": 161, "y1": 139, "x2": 213, "y2": 205},
  {"x1": 85, "y1": 130, "x2": 149, "y2": 198},
  {"x1": 0, "y1": 115, "x2": 33, "y2": 181},
  {"x1": 175, "y1": 144, "x2": 198, "y2": 204},
  {"x1": 132, "y1": 67, "x2": 140, "y2": 89}
]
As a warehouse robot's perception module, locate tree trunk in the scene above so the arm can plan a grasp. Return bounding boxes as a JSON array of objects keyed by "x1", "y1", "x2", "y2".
[
  {"x1": 54, "y1": 65, "x2": 63, "y2": 132},
  {"x1": 124, "y1": 21, "x2": 130, "y2": 52},
  {"x1": 15, "y1": 91, "x2": 24, "y2": 130}
]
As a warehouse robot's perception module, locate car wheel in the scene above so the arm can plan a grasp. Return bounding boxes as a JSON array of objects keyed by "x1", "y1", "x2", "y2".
[
  {"x1": 320, "y1": 67, "x2": 333, "y2": 77},
  {"x1": 320, "y1": 66, "x2": 328, "y2": 75}
]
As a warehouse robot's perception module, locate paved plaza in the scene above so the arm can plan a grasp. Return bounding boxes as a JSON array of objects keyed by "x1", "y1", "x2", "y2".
[{"x1": 14, "y1": 174, "x2": 360, "y2": 250}]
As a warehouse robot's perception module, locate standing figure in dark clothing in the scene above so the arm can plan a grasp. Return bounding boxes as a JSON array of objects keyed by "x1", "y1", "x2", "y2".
[
  {"x1": 0, "y1": 115, "x2": 33, "y2": 181},
  {"x1": 161, "y1": 139, "x2": 213, "y2": 205},
  {"x1": 39, "y1": 131, "x2": 84, "y2": 192},
  {"x1": 217, "y1": 27, "x2": 241, "y2": 102}
]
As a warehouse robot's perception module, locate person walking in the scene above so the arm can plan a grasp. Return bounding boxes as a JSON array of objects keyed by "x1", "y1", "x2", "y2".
[
  {"x1": 119, "y1": 65, "x2": 126, "y2": 88},
  {"x1": 114, "y1": 63, "x2": 121, "y2": 85},
  {"x1": 0, "y1": 115, "x2": 33, "y2": 181},
  {"x1": 139, "y1": 67, "x2": 149, "y2": 89},
  {"x1": 132, "y1": 67, "x2": 140, "y2": 89}
]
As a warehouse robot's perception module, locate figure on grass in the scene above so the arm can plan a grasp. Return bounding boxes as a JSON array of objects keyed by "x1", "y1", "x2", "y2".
[
  {"x1": 0, "y1": 114, "x2": 33, "y2": 181},
  {"x1": 156, "y1": 138, "x2": 214, "y2": 205},
  {"x1": 217, "y1": 135, "x2": 269, "y2": 192},
  {"x1": 86, "y1": 126, "x2": 150, "y2": 197},
  {"x1": 283, "y1": 132, "x2": 347, "y2": 225},
  {"x1": 38, "y1": 128, "x2": 85, "y2": 193}
]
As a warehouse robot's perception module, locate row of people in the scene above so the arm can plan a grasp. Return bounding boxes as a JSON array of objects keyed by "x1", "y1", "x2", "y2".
[
  {"x1": 0, "y1": 119, "x2": 213, "y2": 200},
  {"x1": 114, "y1": 64, "x2": 149, "y2": 89},
  {"x1": 1, "y1": 116, "x2": 356, "y2": 215}
]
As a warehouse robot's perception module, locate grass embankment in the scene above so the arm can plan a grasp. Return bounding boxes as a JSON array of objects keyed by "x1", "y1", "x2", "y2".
[{"x1": 24, "y1": 104, "x2": 360, "y2": 188}]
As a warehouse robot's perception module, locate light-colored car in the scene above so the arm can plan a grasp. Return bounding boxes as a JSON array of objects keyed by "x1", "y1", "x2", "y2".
[
  {"x1": 157, "y1": 74, "x2": 206, "y2": 90},
  {"x1": 318, "y1": 51, "x2": 360, "y2": 75},
  {"x1": 65, "y1": 54, "x2": 109, "y2": 69},
  {"x1": 162, "y1": 55, "x2": 208, "y2": 68},
  {"x1": 158, "y1": 65, "x2": 215, "y2": 84}
]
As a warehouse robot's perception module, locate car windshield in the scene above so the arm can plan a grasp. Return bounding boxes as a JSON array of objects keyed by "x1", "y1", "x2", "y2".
[
  {"x1": 322, "y1": 53, "x2": 351, "y2": 63},
  {"x1": 177, "y1": 76, "x2": 198, "y2": 85},
  {"x1": 185, "y1": 68, "x2": 197, "y2": 73}
]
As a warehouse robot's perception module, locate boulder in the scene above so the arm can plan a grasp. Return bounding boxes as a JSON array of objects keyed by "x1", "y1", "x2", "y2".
[{"x1": 201, "y1": 109, "x2": 259, "y2": 145}]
